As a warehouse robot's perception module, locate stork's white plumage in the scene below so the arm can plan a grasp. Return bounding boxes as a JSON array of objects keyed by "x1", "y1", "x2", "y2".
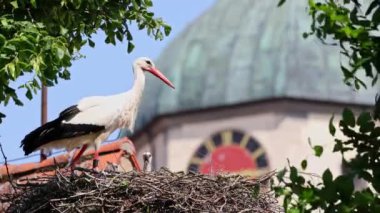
[
  {"x1": 143, "y1": 152, "x2": 152, "y2": 172},
  {"x1": 21, "y1": 57, "x2": 174, "y2": 169}
]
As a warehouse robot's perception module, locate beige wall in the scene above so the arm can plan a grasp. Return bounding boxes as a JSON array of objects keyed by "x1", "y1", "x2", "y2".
[
  {"x1": 146, "y1": 110, "x2": 344, "y2": 176},
  {"x1": 134, "y1": 100, "x2": 370, "y2": 176}
]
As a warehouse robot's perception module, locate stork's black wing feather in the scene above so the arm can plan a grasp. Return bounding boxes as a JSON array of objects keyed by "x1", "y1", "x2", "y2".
[
  {"x1": 20, "y1": 105, "x2": 105, "y2": 155},
  {"x1": 59, "y1": 105, "x2": 80, "y2": 120}
]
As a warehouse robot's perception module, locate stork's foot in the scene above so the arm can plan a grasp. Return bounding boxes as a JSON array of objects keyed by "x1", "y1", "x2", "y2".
[
  {"x1": 69, "y1": 166, "x2": 82, "y2": 178},
  {"x1": 93, "y1": 159, "x2": 99, "y2": 168},
  {"x1": 69, "y1": 145, "x2": 88, "y2": 169},
  {"x1": 92, "y1": 159, "x2": 100, "y2": 172}
]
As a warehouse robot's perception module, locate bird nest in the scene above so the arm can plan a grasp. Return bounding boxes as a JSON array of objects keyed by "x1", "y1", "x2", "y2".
[{"x1": 1, "y1": 168, "x2": 281, "y2": 212}]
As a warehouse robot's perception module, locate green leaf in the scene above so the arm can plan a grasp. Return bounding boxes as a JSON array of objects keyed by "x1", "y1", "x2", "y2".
[
  {"x1": 323, "y1": 169, "x2": 333, "y2": 186},
  {"x1": 290, "y1": 166, "x2": 298, "y2": 182},
  {"x1": 88, "y1": 39, "x2": 95, "y2": 48},
  {"x1": 126, "y1": 31, "x2": 133, "y2": 41},
  {"x1": 355, "y1": 190, "x2": 375, "y2": 206},
  {"x1": 341, "y1": 65, "x2": 353, "y2": 79},
  {"x1": 301, "y1": 159, "x2": 307, "y2": 170},
  {"x1": 164, "y1": 25, "x2": 171, "y2": 36},
  {"x1": 10, "y1": 1, "x2": 18, "y2": 8},
  {"x1": 357, "y1": 111, "x2": 374, "y2": 133},
  {"x1": 301, "y1": 188, "x2": 314, "y2": 202},
  {"x1": 59, "y1": 68, "x2": 71, "y2": 80},
  {"x1": 32, "y1": 78, "x2": 41, "y2": 90},
  {"x1": 335, "y1": 176, "x2": 354, "y2": 201},
  {"x1": 60, "y1": 26, "x2": 68, "y2": 35},
  {"x1": 333, "y1": 139, "x2": 343, "y2": 153},
  {"x1": 371, "y1": 127, "x2": 380, "y2": 137},
  {"x1": 354, "y1": 78, "x2": 367, "y2": 90},
  {"x1": 277, "y1": 0, "x2": 286, "y2": 7},
  {"x1": 127, "y1": 41, "x2": 135, "y2": 53},
  {"x1": 313, "y1": 145, "x2": 323, "y2": 157},
  {"x1": 357, "y1": 112, "x2": 371, "y2": 126},
  {"x1": 329, "y1": 115, "x2": 336, "y2": 136},
  {"x1": 320, "y1": 183, "x2": 337, "y2": 203},
  {"x1": 6, "y1": 63, "x2": 17, "y2": 79},
  {"x1": 297, "y1": 175, "x2": 305, "y2": 185},
  {"x1": 25, "y1": 89, "x2": 32, "y2": 100},
  {"x1": 0, "y1": 112, "x2": 5, "y2": 123},
  {"x1": 0, "y1": 34, "x2": 5, "y2": 48},
  {"x1": 13, "y1": 97, "x2": 23, "y2": 106},
  {"x1": 132, "y1": 0, "x2": 139, "y2": 8},
  {"x1": 373, "y1": 7, "x2": 380, "y2": 25},
  {"x1": 144, "y1": 0, "x2": 153, "y2": 7},
  {"x1": 105, "y1": 35, "x2": 116, "y2": 45},
  {"x1": 366, "y1": 1, "x2": 379, "y2": 15},
  {"x1": 373, "y1": 176, "x2": 380, "y2": 192},
  {"x1": 276, "y1": 168, "x2": 287, "y2": 181},
  {"x1": 251, "y1": 184, "x2": 260, "y2": 199},
  {"x1": 116, "y1": 31, "x2": 123, "y2": 41},
  {"x1": 358, "y1": 171, "x2": 373, "y2": 182},
  {"x1": 372, "y1": 74, "x2": 378, "y2": 86},
  {"x1": 55, "y1": 47, "x2": 65, "y2": 60},
  {"x1": 302, "y1": 32, "x2": 309, "y2": 39},
  {"x1": 31, "y1": 0, "x2": 37, "y2": 8},
  {"x1": 342, "y1": 108, "x2": 355, "y2": 127},
  {"x1": 288, "y1": 208, "x2": 300, "y2": 213},
  {"x1": 73, "y1": 0, "x2": 82, "y2": 9}
]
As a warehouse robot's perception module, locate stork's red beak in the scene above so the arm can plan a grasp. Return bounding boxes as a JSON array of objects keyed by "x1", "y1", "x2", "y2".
[{"x1": 146, "y1": 67, "x2": 175, "y2": 89}]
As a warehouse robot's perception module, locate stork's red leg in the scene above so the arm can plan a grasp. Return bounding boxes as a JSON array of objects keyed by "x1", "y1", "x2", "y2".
[
  {"x1": 93, "y1": 150, "x2": 99, "y2": 169},
  {"x1": 129, "y1": 154, "x2": 141, "y2": 172},
  {"x1": 71, "y1": 144, "x2": 88, "y2": 168}
]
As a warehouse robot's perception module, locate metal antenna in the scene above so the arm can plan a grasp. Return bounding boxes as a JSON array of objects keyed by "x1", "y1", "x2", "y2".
[{"x1": 40, "y1": 85, "x2": 49, "y2": 162}]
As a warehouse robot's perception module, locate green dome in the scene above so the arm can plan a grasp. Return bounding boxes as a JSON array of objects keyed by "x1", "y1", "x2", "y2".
[{"x1": 136, "y1": 0, "x2": 378, "y2": 129}]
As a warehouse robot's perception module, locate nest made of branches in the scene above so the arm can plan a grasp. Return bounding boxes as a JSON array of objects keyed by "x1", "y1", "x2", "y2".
[{"x1": 1, "y1": 167, "x2": 281, "y2": 213}]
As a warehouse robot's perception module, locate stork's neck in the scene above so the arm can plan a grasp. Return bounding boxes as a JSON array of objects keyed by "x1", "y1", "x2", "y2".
[{"x1": 131, "y1": 65, "x2": 146, "y2": 101}]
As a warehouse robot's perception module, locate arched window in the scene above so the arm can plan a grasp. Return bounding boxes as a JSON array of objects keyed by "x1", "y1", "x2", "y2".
[{"x1": 187, "y1": 129, "x2": 270, "y2": 177}]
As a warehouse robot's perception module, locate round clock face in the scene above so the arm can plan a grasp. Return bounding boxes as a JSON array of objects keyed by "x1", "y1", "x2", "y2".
[{"x1": 187, "y1": 130, "x2": 270, "y2": 177}]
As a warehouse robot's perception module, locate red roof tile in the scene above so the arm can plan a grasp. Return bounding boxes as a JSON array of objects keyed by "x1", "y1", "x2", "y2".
[{"x1": 0, "y1": 137, "x2": 133, "y2": 181}]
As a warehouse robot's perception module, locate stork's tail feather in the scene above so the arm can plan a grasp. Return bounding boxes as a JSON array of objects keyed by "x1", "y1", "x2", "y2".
[
  {"x1": 20, "y1": 119, "x2": 60, "y2": 155},
  {"x1": 21, "y1": 119, "x2": 105, "y2": 156}
]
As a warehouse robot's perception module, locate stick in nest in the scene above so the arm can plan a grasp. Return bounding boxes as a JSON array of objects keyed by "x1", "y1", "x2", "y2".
[{"x1": 0, "y1": 141, "x2": 16, "y2": 192}]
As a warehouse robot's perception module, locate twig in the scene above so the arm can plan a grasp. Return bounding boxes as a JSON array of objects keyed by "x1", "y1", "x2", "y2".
[{"x1": 0, "y1": 141, "x2": 16, "y2": 192}]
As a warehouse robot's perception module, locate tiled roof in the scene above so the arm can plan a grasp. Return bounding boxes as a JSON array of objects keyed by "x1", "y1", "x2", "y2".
[{"x1": 0, "y1": 137, "x2": 134, "y2": 182}]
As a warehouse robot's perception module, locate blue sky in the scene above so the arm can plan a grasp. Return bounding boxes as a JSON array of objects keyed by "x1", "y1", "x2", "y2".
[{"x1": 0, "y1": 0, "x2": 216, "y2": 163}]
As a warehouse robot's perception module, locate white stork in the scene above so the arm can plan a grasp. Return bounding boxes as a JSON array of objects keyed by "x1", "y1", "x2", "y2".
[
  {"x1": 20, "y1": 57, "x2": 174, "y2": 170},
  {"x1": 142, "y1": 152, "x2": 152, "y2": 172}
]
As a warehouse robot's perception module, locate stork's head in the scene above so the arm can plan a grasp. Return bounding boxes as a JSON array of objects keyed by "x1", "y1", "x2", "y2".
[
  {"x1": 143, "y1": 151, "x2": 153, "y2": 172},
  {"x1": 134, "y1": 57, "x2": 175, "y2": 89},
  {"x1": 143, "y1": 152, "x2": 152, "y2": 163}
]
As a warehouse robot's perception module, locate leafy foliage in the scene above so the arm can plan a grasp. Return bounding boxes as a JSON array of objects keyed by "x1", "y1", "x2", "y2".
[
  {"x1": 280, "y1": 0, "x2": 380, "y2": 89},
  {"x1": 307, "y1": 0, "x2": 380, "y2": 89},
  {"x1": 0, "y1": 0, "x2": 171, "y2": 122},
  {"x1": 274, "y1": 108, "x2": 380, "y2": 212},
  {"x1": 275, "y1": 1, "x2": 380, "y2": 212}
]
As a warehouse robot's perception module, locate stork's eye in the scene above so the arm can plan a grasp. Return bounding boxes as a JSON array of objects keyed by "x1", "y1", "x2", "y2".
[{"x1": 146, "y1": 60, "x2": 152, "y2": 65}]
